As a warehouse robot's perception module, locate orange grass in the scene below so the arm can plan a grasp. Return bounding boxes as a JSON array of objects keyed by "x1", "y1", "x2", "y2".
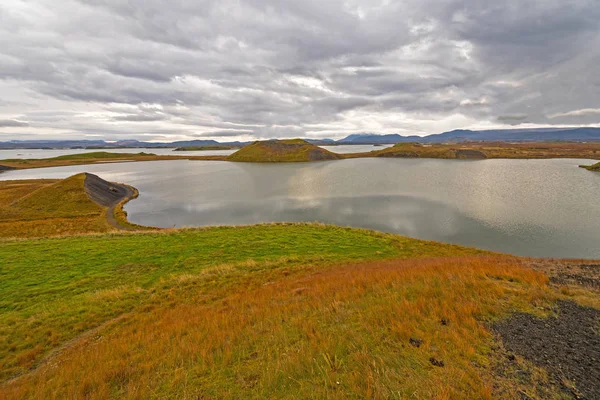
[
  {"x1": 0, "y1": 256, "x2": 558, "y2": 399},
  {"x1": 0, "y1": 174, "x2": 114, "y2": 238}
]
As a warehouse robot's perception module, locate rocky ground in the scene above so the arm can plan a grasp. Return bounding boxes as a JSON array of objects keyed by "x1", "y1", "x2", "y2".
[{"x1": 493, "y1": 260, "x2": 600, "y2": 399}]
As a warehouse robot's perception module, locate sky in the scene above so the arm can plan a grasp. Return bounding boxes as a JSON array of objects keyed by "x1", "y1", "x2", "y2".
[{"x1": 0, "y1": 0, "x2": 599, "y2": 142}]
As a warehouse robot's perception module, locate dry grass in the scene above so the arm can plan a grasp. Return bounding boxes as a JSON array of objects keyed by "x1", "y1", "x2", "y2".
[
  {"x1": 0, "y1": 174, "x2": 114, "y2": 238},
  {"x1": 0, "y1": 255, "x2": 570, "y2": 399},
  {"x1": 344, "y1": 142, "x2": 600, "y2": 160}
]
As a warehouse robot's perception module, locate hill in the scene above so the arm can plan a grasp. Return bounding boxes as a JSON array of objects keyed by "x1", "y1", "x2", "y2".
[
  {"x1": 339, "y1": 127, "x2": 600, "y2": 144},
  {"x1": 227, "y1": 139, "x2": 342, "y2": 162},
  {"x1": 359, "y1": 141, "x2": 600, "y2": 160}
]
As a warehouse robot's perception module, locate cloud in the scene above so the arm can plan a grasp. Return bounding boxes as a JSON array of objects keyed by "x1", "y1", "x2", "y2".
[
  {"x1": 112, "y1": 114, "x2": 168, "y2": 122},
  {"x1": 0, "y1": 0, "x2": 598, "y2": 141},
  {"x1": 0, "y1": 119, "x2": 29, "y2": 127},
  {"x1": 497, "y1": 114, "x2": 528, "y2": 123},
  {"x1": 192, "y1": 130, "x2": 253, "y2": 138},
  {"x1": 549, "y1": 108, "x2": 600, "y2": 119}
]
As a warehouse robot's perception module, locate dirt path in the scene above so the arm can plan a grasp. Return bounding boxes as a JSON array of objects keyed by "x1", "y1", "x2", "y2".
[
  {"x1": 3, "y1": 313, "x2": 131, "y2": 386},
  {"x1": 83, "y1": 173, "x2": 137, "y2": 230}
]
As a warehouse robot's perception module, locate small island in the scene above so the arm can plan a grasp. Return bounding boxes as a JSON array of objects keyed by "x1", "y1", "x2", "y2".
[
  {"x1": 227, "y1": 139, "x2": 342, "y2": 162},
  {"x1": 581, "y1": 162, "x2": 600, "y2": 171}
]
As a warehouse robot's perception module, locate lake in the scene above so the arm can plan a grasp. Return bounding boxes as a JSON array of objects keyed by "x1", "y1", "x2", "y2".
[{"x1": 1, "y1": 157, "x2": 599, "y2": 259}]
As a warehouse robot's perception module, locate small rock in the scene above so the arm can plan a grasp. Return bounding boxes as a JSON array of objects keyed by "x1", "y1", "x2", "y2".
[
  {"x1": 409, "y1": 338, "x2": 422, "y2": 348},
  {"x1": 429, "y1": 357, "x2": 445, "y2": 367},
  {"x1": 441, "y1": 318, "x2": 450, "y2": 326}
]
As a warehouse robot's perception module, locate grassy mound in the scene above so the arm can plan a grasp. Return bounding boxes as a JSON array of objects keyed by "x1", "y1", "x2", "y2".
[
  {"x1": 228, "y1": 139, "x2": 341, "y2": 162},
  {"x1": 0, "y1": 174, "x2": 114, "y2": 238}
]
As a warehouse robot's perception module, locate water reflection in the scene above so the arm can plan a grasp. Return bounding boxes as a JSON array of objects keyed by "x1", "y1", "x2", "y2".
[{"x1": 1, "y1": 158, "x2": 599, "y2": 258}]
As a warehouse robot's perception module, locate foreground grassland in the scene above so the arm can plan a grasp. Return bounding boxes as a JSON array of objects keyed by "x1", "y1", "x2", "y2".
[{"x1": 0, "y1": 174, "x2": 114, "y2": 238}]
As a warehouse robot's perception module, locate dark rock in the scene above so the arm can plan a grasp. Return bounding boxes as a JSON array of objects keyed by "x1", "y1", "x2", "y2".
[
  {"x1": 493, "y1": 300, "x2": 600, "y2": 399},
  {"x1": 429, "y1": 357, "x2": 445, "y2": 367}
]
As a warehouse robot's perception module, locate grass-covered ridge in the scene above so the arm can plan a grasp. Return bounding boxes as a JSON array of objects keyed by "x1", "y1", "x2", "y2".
[
  {"x1": 358, "y1": 141, "x2": 600, "y2": 160},
  {"x1": 228, "y1": 139, "x2": 342, "y2": 162},
  {"x1": 0, "y1": 174, "x2": 114, "y2": 238},
  {"x1": 0, "y1": 151, "x2": 229, "y2": 170},
  {"x1": 581, "y1": 161, "x2": 600, "y2": 171}
]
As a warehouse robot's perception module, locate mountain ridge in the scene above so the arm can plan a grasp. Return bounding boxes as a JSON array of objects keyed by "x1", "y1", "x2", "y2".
[{"x1": 2, "y1": 127, "x2": 600, "y2": 149}]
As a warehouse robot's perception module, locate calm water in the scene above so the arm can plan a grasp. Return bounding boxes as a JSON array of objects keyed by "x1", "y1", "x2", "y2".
[
  {"x1": 1, "y1": 158, "x2": 599, "y2": 259},
  {"x1": 0, "y1": 145, "x2": 388, "y2": 159},
  {"x1": 0, "y1": 147, "x2": 237, "y2": 159}
]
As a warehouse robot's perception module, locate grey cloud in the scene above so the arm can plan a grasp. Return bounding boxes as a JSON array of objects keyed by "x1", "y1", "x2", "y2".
[
  {"x1": 497, "y1": 114, "x2": 528, "y2": 123},
  {"x1": 112, "y1": 114, "x2": 168, "y2": 122},
  {"x1": 193, "y1": 130, "x2": 253, "y2": 138},
  {"x1": 0, "y1": 0, "x2": 598, "y2": 141},
  {"x1": 0, "y1": 119, "x2": 29, "y2": 127}
]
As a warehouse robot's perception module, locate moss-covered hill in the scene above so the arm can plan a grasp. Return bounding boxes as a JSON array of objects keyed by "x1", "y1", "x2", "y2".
[{"x1": 227, "y1": 139, "x2": 342, "y2": 162}]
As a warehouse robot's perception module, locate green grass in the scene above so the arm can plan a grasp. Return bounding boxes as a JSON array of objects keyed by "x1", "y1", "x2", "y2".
[{"x1": 0, "y1": 224, "x2": 482, "y2": 383}]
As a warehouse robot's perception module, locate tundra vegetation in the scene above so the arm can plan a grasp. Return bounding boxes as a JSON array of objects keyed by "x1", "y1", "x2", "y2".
[{"x1": 0, "y1": 174, "x2": 598, "y2": 399}]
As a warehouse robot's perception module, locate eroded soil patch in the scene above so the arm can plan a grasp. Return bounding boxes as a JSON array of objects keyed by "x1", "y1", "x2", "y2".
[{"x1": 493, "y1": 301, "x2": 600, "y2": 399}]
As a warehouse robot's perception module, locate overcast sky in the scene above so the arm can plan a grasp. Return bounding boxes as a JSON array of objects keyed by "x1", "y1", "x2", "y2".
[{"x1": 1, "y1": 0, "x2": 599, "y2": 142}]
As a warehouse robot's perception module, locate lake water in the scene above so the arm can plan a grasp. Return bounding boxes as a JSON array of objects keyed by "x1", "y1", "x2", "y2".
[
  {"x1": 0, "y1": 144, "x2": 389, "y2": 159},
  {"x1": 1, "y1": 158, "x2": 599, "y2": 259}
]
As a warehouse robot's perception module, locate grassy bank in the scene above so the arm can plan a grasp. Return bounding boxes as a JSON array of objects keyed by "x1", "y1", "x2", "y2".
[
  {"x1": 355, "y1": 141, "x2": 600, "y2": 160},
  {"x1": 580, "y1": 161, "x2": 600, "y2": 171},
  {"x1": 0, "y1": 151, "x2": 227, "y2": 170}
]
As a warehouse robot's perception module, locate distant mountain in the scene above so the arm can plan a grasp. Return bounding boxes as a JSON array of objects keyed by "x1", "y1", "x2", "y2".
[
  {"x1": 0, "y1": 139, "x2": 248, "y2": 150},
  {"x1": 338, "y1": 133, "x2": 419, "y2": 144},
  {"x1": 305, "y1": 138, "x2": 335, "y2": 145},
  {"x1": 339, "y1": 127, "x2": 600, "y2": 144},
  {"x1": 2, "y1": 127, "x2": 600, "y2": 150}
]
